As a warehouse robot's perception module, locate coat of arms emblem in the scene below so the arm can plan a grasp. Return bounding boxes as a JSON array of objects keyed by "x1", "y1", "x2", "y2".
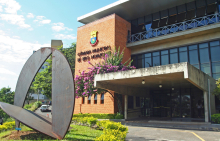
[{"x1": 90, "y1": 31, "x2": 98, "y2": 46}]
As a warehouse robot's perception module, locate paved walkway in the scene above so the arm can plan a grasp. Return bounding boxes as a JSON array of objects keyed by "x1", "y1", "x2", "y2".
[{"x1": 126, "y1": 126, "x2": 220, "y2": 141}]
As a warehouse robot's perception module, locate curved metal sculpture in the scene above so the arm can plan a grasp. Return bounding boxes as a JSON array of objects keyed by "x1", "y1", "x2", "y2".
[{"x1": 0, "y1": 47, "x2": 75, "y2": 139}]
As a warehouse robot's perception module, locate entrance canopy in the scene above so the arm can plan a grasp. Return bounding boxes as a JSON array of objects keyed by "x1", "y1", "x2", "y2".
[{"x1": 94, "y1": 62, "x2": 216, "y2": 96}]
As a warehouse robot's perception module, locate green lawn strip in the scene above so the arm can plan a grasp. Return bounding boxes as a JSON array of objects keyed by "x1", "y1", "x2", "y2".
[
  {"x1": 1, "y1": 124, "x2": 103, "y2": 141},
  {"x1": 64, "y1": 124, "x2": 103, "y2": 141}
]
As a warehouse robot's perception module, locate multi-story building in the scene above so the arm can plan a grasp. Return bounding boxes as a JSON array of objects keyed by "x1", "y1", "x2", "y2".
[{"x1": 75, "y1": 0, "x2": 220, "y2": 122}]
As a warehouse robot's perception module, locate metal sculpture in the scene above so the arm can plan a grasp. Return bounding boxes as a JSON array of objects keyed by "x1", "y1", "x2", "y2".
[{"x1": 0, "y1": 48, "x2": 75, "y2": 139}]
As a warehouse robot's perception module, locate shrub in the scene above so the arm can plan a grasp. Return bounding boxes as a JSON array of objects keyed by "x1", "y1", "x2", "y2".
[
  {"x1": 26, "y1": 101, "x2": 42, "y2": 112},
  {"x1": 211, "y1": 113, "x2": 220, "y2": 123},
  {"x1": 115, "y1": 112, "x2": 123, "y2": 119},
  {"x1": 72, "y1": 117, "x2": 98, "y2": 127},
  {"x1": 95, "y1": 128, "x2": 127, "y2": 141},
  {"x1": 0, "y1": 121, "x2": 15, "y2": 132},
  {"x1": 95, "y1": 120, "x2": 128, "y2": 141},
  {"x1": 72, "y1": 113, "x2": 123, "y2": 119}
]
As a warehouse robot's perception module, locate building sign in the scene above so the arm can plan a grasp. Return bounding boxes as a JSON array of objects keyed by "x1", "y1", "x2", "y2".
[
  {"x1": 90, "y1": 31, "x2": 98, "y2": 46},
  {"x1": 77, "y1": 46, "x2": 111, "y2": 62}
]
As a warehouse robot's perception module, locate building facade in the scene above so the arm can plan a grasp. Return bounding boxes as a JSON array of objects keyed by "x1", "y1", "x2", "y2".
[{"x1": 75, "y1": 0, "x2": 220, "y2": 122}]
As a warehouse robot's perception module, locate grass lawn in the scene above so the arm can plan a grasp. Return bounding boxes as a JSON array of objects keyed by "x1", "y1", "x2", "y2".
[{"x1": 0, "y1": 124, "x2": 103, "y2": 141}]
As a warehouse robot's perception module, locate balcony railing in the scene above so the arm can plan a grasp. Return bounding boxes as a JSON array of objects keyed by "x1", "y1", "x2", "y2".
[{"x1": 127, "y1": 13, "x2": 220, "y2": 43}]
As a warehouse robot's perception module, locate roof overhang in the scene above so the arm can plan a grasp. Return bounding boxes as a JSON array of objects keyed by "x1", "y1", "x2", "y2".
[
  {"x1": 78, "y1": 0, "x2": 195, "y2": 24},
  {"x1": 94, "y1": 62, "x2": 216, "y2": 96}
]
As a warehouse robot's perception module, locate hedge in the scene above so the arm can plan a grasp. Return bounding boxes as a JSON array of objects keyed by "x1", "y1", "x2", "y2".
[
  {"x1": 73, "y1": 113, "x2": 123, "y2": 119},
  {"x1": 0, "y1": 121, "x2": 15, "y2": 132},
  {"x1": 211, "y1": 113, "x2": 220, "y2": 124},
  {"x1": 72, "y1": 117, "x2": 128, "y2": 141}
]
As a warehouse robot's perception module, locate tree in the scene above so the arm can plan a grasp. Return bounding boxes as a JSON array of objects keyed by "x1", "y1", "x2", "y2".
[
  {"x1": 0, "y1": 87, "x2": 15, "y2": 120},
  {"x1": 59, "y1": 43, "x2": 76, "y2": 75},
  {"x1": 30, "y1": 43, "x2": 76, "y2": 99},
  {"x1": 213, "y1": 78, "x2": 220, "y2": 99}
]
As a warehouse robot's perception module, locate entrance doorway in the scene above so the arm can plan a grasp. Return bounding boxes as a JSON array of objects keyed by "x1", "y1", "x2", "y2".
[
  {"x1": 152, "y1": 91, "x2": 171, "y2": 118},
  {"x1": 142, "y1": 87, "x2": 205, "y2": 121}
]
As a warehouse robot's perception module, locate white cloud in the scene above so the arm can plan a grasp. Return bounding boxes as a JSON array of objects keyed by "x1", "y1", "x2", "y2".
[
  {"x1": 0, "y1": 0, "x2": 32, "y2": 29},
  {"x1": 0, "y1": 5, "x2": 2, "y2": 12},
  {"x1": 0, "y1": 0, "x2": 21, "y2": 14},
  {"x1": 52, "y1": 22, "x2": 73, "y2": 32},
  {"x1": 0, "y1": 30, "x2": 50, "y2": 63},
  {"x1": 54, "y1": 34, "x2": 76, "y2": 40},
  {"x1": 40, "y1": 19, "x2": 51, "y2": 24},
  {"x1": 34, "y1": 16, "x2": 51, "y2": 24},
  {"x1": 0, "y1": 68, "x2": 17, "y2": 76},
  {"x1": 0, "y1": 14, "x2": 31, "y2": 28},
  {"x1": 27, "y1": 13, "x2": 34, "y2": 18}
]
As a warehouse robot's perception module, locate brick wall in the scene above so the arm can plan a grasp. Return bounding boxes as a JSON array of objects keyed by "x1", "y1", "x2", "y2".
[{"x1": 74, "y1": 14, "x2": 131, "y2": 114}]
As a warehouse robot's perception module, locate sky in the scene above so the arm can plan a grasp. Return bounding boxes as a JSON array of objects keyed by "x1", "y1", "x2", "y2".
[{"x1": 0, "y1": 0, "x2": 117, "y2": 91}]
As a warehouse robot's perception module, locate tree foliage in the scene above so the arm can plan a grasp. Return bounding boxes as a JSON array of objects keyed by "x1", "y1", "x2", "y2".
[
  {"x1": 213, "y1": 78, "x2": 220, "y2": 99},
  {"x1": 30, "y1": 43, "x2": 76, "y2": 99},
  {"x1": 0, "y1": 87, "x2": 15, "y2": 120}
]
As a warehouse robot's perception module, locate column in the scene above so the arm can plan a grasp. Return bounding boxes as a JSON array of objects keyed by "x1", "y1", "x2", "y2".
[
  {"x1": 203, "y1": 91, "x2": 210, "y2": 122},
  {"x1": 124, "y1": 95, "x2": 128, "y2": 120}
]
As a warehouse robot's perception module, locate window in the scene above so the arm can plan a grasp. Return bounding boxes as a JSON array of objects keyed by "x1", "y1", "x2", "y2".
[
  {"x1": 161, "y1": 50, "x2": 169, "y2": 65},
  {"x1": 170, "y1": 48, "x2": 178, "y2": 64},
  {"x1": 145, "y1": 53, "x2": 152, "y2": 67},
  {"x1": 94, "y1": 94, "x2": 97, "y2": 104},
  {"x1": 179, "y1": 47, "x2": 188, "y2": 63},
  {"x1": 199, "y1": 43, "x2": 211, "y2": 75},
  {"x1": 153, "y1": 52, "x2": 160, "y2": 66},
  {"x1": 136, "y1": 97, "x2": 140, "y2": 107},
  {"x1": 88, "y1": 95, "x2": 91, "y2": 104},
  {"x1": 128, "y1": 96, "x2": 134, "y2": 109},
  {"x1": 189, "y1": 45, "x2": 199, "y2": 69},
  {"x1": 130, "y1": 40, "x2": 220, "y2": 79},
  {"x1": 210, "y1": 41, "x2": 220, "y2": 79},
  {"x1": 101, "y1": 94, "x2": 104, "y2": 104},
  {"x1": 82, "y1": 97, "x2": 85, "y2": 104},
  {"x1": 138, "y1": 54, "x2": 144, "y2": 68}
]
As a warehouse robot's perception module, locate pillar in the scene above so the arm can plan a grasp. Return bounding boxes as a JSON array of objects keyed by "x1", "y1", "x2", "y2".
[
  {"x1": 203, "y1": 91, "x2": 210, "y2": 122},
  {"x1": 124, "y1": 95, "x2": 128, "y2": 120}
]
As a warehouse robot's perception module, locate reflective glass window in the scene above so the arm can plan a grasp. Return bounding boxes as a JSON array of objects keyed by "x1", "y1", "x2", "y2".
[
  {"x1": 161, "y1": 55, "x2": 169, "y2": 65},
  {"x1": 213, "y1": 73, "x2": 220, "y2": 80},
  {"x1": 189, "y1": 45, "x2": 197, "y2": 50},
  {"x1": 212, "y1": 62, "x2": 220, "y2": 73},
  {"x1": 179, "y1": 51, "x2": 188, "y2": 62},
  {"x1": 170, "y1": 53, "x2": 178, "y2": 64},
  {"x1": 199, "y1": 48, "x2": 209, "y2": 63},
  {"x1": 144, "y1": 53, "x2": 151, "y2": 57},
  {"x1": 161, "y1": 50, "x2": 168, "y2": 55},
  {"x1": 138, "y1": 58, "x2": 144, "y2": 68},
  {"x1": 153, "y1": 56, "x2": 160, "y2": 66},
  {"x1": 211, "y1": 46, "x2": 220, "y2": 62},
  {"x1": 145, "y1": 57, "x2": 152, "y2": 67},
  {"x1": 210, "y1": 41, "x2": 220, "y2": 47},
  {"x1": 153, "y1": 52, "x2": 160, "y2": 56},
  {"x1": 170, "y1": 48, "x2": 177, "y2": 53},
  {"x1": 131, "y1": 56, "x2": 136, "y2": 67},
  {"x1": 189, "y1": 50, "x2": 199, "y2": 64},
  {"x1": 201, "y1": 63, "x2": 211, "y2": 74},
  {"x1": 179, "y1": 47, "x2": 187, "y2": 52},
  {"x1": 199, "y1": 43, "x2": 208, "y2": 48}
]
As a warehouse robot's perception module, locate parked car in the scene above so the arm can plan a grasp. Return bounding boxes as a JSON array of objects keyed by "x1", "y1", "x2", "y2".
[
  {"x1": 40, "y1": 105, "x2": 49, "y2": 112},
  {"x1": 0, "y1": 116, "x2": 3, "y2": 125}
]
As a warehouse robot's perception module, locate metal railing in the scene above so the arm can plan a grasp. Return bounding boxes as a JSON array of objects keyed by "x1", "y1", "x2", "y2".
[{"x1": 127, "y1": 13, "x2": 220, "y2": 43}]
